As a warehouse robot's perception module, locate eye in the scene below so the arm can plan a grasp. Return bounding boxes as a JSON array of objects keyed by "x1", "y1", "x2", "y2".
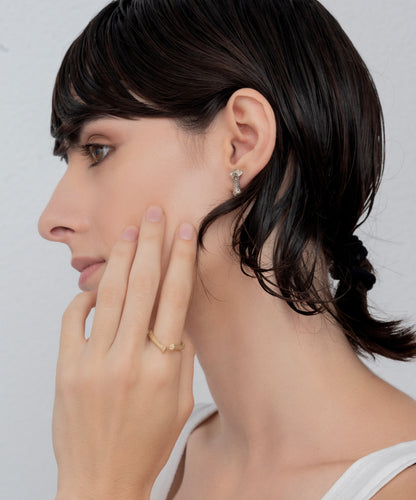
[{"x1": 81, "y1": 143, "x2": 112, "y2": 167}]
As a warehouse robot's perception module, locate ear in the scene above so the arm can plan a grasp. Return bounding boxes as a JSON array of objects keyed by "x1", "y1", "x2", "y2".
[{"x1": 223, "y1": 88, "x2": 276, "y2": 190}]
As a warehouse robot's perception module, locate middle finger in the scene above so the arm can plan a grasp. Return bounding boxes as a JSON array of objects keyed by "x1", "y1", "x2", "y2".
[{"x1": 113, "y1": 205, "x2": 165, "y2": 351}]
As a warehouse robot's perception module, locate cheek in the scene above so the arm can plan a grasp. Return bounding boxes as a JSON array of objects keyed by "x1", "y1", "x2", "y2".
[
  {"x1": 92, "y1": 162, "x2": 166, "y2": 243},
  {"x1": 92, "y1": 168, "x2": 185, "y2": 273},
  {"x1": 92, "y1": 142, "x2": 222, "y2": 273}
]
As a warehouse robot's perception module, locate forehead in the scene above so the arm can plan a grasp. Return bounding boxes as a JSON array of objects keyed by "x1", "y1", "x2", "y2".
[{"x1": 78, "y1": 117, "x2": 128, "y2": 139}]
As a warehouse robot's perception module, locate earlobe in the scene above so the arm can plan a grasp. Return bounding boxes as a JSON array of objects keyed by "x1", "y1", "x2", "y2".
[{"x1": 224, "y1": 88, "x2": 276, "y2": 191}]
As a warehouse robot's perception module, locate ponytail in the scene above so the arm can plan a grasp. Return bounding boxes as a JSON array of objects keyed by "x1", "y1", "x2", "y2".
[{"x1": 328, "y1": 236, "x2": 416, "y2": 360}]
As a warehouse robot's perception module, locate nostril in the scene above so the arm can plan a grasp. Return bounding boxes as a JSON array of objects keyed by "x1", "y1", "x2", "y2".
[{"x1": 50, "y1": 226, "x2": 74, "y2": 239}]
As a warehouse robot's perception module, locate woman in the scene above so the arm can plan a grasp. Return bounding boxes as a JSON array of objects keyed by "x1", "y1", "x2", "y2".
[{"x1": 38, "y1": 0, "x2": 416, "y2": 498}]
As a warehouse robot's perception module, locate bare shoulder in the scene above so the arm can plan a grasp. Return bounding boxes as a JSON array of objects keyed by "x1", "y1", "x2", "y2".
[
  {"x1": 372, "y1": 464, "x2": 416, "y2": 499},
  {"x1": 374, "y1": 384, "x2": 416, "y2": 441}
]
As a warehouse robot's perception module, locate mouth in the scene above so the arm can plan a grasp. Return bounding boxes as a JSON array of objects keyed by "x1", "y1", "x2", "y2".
[{"x1": 71, "y1": 257, "x2": 106, "y2": 289}]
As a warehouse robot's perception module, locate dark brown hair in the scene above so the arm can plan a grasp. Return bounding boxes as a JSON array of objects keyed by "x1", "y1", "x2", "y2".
[{"x1": 51, "y1": 0, "x2": 416, "y2": 361}]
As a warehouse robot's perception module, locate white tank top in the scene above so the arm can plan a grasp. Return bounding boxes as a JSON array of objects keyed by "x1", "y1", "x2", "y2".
[{"x1": 151, "y1": 402, "x2": 416, "y2": 500}]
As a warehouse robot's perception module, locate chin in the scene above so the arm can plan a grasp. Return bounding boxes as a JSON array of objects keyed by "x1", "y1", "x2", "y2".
[{"x1": 79, "y1": 282, "x2": 99, "y2": 292}]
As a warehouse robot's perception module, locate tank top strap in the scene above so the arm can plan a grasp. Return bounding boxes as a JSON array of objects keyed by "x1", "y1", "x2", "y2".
[
  {"x1": 321, "y1": 439, "x2": 416, "y2": 500},
  {"x1": 151, "y1": 401, "x2": 218, "y2": 499}
]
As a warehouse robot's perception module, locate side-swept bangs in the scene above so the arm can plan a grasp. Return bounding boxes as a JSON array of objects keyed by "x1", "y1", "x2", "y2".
[{"x1": 52, "y1": 3, "x2": 171, "y2": 157}]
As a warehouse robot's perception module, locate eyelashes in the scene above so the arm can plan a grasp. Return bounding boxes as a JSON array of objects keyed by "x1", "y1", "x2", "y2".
[
  {"x1": 80, "y1": 144, "x2": 112, "y2": 167},
  {"x1": 57, "y1": 143, "x2": 113, "y2": 167}
]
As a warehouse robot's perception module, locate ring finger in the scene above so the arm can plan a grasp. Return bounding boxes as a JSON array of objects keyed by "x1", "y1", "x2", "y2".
[{"x1": 147, "y1": 222, "x2": 196, "y2": 365}]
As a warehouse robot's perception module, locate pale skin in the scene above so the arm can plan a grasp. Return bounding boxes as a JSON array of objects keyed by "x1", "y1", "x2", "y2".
[{"x1": 39, "y1": 89, "x2": 416, "y2": 499}]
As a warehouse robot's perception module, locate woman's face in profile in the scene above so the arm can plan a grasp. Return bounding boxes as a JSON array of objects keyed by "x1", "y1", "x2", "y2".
[{"x1": 38, "y1": 115, "x2": 228, "y2": 292}]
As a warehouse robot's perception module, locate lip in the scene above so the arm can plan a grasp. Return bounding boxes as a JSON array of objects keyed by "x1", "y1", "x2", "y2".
[{"x1": 71, "y1": 257, "x2": 106, "y2": 288}]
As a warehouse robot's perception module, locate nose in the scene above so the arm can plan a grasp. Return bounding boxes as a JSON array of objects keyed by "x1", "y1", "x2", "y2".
[{"x1": 38, "y1": 173, "x2": 88, "y2": 243}]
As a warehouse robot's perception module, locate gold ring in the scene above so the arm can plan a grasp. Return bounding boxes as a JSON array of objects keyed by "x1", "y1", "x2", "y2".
[{"x1": 147, "y1": 330, "x2": 185, "y2": 353}]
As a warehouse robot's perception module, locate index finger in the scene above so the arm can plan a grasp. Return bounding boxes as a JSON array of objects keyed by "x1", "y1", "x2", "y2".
[
  {"x1": 111, "y1": 206, "x2": 165, "y2": 351},
  {"x1": 59, "y1": 291, "x2": 96, "y2": 362}
]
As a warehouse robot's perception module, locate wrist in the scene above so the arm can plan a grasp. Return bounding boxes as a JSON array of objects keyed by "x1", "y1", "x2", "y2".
[
  {"x1": 56, "y1": 487, "x2": 151, "y2": 500},
  {"x1": 56, "y1": 471, "x2": 153, "y2": 500}
]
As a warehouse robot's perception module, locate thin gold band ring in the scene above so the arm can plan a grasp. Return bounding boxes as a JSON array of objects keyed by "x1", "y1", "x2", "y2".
[{"x1": 147, "y1": 330, "x2": 185, "y2": 353}]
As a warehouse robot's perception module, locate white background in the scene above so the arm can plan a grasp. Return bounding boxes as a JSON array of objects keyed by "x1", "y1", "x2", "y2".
[{"x1": 0, "y1": 1, "x2": 415, "y2": 498}]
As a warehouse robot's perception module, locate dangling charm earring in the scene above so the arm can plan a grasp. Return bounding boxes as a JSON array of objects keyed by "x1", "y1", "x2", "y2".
[{"x1": 230, "y1": 169, "x2": 243, "y2": 197}]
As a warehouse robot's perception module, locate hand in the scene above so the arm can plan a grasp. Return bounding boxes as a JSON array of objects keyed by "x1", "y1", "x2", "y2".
[{"x1": 52, "y1": 206, "x2": 197, "y2": 500}]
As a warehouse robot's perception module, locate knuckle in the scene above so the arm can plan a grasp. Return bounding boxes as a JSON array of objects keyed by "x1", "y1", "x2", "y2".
[
  {"x1": 97, "y1": 283, "x2": 120, "y2": 308},
  {"x1": 111, "y1": 241, "x2": 131, "y2": 260},
  {"x1": 61, "y1": 293, "x2": 83, "y2": 322},
  {"x1": 55, "y1": 355, "x2": 110, "y2": 400},
  {"x1": 163, "y1": 282, "x2": 191, "y2": 309},
  {"x1": 130, "y1": 267, "x2": 160, "y2": 297},
  {"x1": 142, "y1": 224, "x2": 164, "y2": 241},
  {"x1": 146, "y1": 360, "x2": 171, "y2": 389},
  {"x1": 56, "y1": 366, "x2": 93, "y2": 395},
  {"x1": 109, "y1": 356, "x2": 139, "y2": 391},
  {"x1": 174, "y1": 240, "x2": 195, "y2": 263},
  {"x1": 61, "y1": 308, "x2": 73, "y2": 327}
]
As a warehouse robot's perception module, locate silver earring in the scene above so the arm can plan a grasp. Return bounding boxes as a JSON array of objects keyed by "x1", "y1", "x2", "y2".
[{"x1": 230, "y1": 169, "x2": 243, "y2": 196}]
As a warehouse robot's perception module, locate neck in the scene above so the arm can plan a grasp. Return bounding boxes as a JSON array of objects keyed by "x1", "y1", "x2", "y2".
[{"x1": 185, "y1": 232, "x2": 392, "y2": 467}]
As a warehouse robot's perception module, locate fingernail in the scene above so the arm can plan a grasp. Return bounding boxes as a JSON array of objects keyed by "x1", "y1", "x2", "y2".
[
  {"x1": 179, "y1": 222, "x2": 194, "y2": 240},
  {"x1": 146, "y1": 205, "x2": 163, "y2": 222},
  {"x1": 121, "y1": 226, "x2": 139, "y2": 241}
]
